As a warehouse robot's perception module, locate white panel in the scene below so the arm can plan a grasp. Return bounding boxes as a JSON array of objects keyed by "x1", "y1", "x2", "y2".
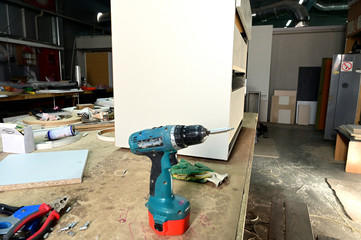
[
  {"x1": 296, "y1": 101, "x2": 318, "y2": 125},
  {"x1": 233, "y1": 25, "x2": 248, "y2": 72},
  {"x1": 0, "y1": 150, "x2": 88, "y2": 187},
  {"x1": 229, "y1": 87, "x2": 245, "y2": 143},
  {"x1": 278, "y1": 96, "x2": 290, "y2": 105},
  {"x1": 278, "y1": 110, "x2": 291, "y2": 124},
  {"x1": 259, "y1": 99, "x2": 268, "y2": 122},
  {"x1": 246, "y1": 25, "x2": 273, "y2": 121},
  {"x1": 111, "y1": 0, "x2": 237, "y2": 160}
]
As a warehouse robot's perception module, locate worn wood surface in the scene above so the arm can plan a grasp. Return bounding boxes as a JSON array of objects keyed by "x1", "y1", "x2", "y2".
[
  {"x1": 0, "y1": 113, "x2": 257, "y2": 240},
  {"x1": 317, "y1": 236, "x2": 339, "y2": 240},
  {"x1": 345, "y1": 141, "x2": 361, "y2": 173},
  {"x1": 334, "y1": 133, "x2": 348, "y2": 162},
  {"x1": 235, "y1": 12, "x2": 244, "y2": 34},
  {"x1": 268, "y1": 199, "x2": 313, "y2": 240},
  {"x1": 285, "y1": 201, "x2": 314, "y2": 240},
  {"x1": 73, "y1": 122, "x2": 115, "y2": 132},
  {"x1": 23, "y1": 115, "x2": 81, "y2": 126},
  {"x1": 0, "y1": 89, "x2": 112, "y2": 102},
  {"x1": 85, "y1": 52, "x2": 111, "y2": 87},
  {"x1": 0, "y1": 92, "x2": 77, "y2": 102},
  {"x1": 268, "y1": 198, "x2": 284, "y2": 240}
]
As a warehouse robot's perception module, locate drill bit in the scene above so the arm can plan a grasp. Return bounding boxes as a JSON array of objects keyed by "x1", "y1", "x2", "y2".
[{"x1": 208, "y1": 127, "x2": 234, "y2": 134}]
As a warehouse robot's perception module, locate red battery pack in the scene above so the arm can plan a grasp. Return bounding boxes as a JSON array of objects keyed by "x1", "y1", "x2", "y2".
[{"x1": 148, "y1": 211, "x2": 190, "y2": 236}]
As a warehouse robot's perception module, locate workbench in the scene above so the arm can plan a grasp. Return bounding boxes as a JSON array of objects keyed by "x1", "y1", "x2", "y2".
[
  {"x1": 335, "y1": 128, "x2": 361, "y2": 174},
  {"x1": 0, "y1": 113, "x2": 257, "y2": 240},
  {"x1": 0, "y1": 89, "x2": 113, "y2": 121},
  {"x1": 0, "y1": 89, "x2": 112, "y2": 103}
]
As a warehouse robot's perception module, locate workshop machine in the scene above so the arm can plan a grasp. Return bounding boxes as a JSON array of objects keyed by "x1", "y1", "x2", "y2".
[{"x1": 129, "y1": 125, "x2": 232, "y2": 235}]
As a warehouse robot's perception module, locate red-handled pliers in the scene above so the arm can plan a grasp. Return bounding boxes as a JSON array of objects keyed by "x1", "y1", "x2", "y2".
[{"x1": 2, "y1": 195, "x2": 69, "y2": 240}]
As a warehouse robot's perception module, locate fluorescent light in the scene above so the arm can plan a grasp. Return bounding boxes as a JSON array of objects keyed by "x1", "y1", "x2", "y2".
[
  {"x1": 97, "y1": 12, "x2": 103, "y2": 22},
  {"x1": 298, "y1": 0, "x2": 304, "y2": 4},
  {"x1": 286, "y1": 20, "x2": 292, "y2": 27},
  {"x1": 252, "y1": 13, "x2": 256, "y2": 17}
]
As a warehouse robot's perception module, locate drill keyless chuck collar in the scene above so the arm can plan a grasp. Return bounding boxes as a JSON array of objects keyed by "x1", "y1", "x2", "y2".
[{"x1": 171, "y1": 125, "x2": 209, "y2": 150}]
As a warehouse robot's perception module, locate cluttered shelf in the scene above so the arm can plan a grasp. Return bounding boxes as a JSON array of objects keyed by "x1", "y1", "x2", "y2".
[
  {"x1": 0, "y1": 113, "x2": 257, "y2": 240},
  {"x1": 0, "y1": 88, "x2": 113, "y2": 102}
]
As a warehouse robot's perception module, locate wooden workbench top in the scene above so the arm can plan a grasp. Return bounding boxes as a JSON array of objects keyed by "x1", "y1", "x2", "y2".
[{"x1": 0, "y1": 113, "x2": 257, "y2": 240}]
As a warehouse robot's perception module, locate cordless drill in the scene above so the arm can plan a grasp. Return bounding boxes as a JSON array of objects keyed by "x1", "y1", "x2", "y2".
[{"x1": 129, "y1": 125, "x2": 233, "y2": 235}]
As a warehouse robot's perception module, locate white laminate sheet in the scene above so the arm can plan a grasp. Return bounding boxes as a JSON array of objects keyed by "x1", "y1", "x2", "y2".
[{"x1": 0, "y1": 150, "x2": 89, "y2": 190}]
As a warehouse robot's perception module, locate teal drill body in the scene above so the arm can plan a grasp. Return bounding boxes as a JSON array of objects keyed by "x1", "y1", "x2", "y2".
[{"x1": 129, "y1": 125, "x2": 211, "y2": 235}]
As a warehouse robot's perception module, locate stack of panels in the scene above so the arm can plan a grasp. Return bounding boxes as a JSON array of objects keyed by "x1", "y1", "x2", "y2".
[
  {"x1": 270, "y1": 90, "x2": 297, "y2": 124},
  {"x1": 340, "y1": 125, "x2": 361, "y2": 140}
]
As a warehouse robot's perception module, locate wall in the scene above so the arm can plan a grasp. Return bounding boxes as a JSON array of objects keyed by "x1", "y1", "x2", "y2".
[
  {"x1": 247, "y1": 25, "x2": 273, "y2": 122},
  {"x1": 269, "y1": 25, "x2": 346, "y2": 120}
]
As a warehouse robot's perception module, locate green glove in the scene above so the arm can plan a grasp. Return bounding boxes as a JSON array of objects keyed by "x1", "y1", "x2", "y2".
[{"x1": 171, "y1": 159, "x2": 214, "y2": 183}]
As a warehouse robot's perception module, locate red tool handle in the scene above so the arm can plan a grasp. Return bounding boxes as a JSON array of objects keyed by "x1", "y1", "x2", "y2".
[
  {"x1": 2, "y1": 203, "x2": 51, "y2": 240},
  {"x1": 27, "y1": 210, "x2": 60, "y2": 240}
]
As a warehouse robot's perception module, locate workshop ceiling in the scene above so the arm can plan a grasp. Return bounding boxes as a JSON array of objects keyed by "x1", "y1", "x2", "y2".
[
  {"x1": 72, "y1": 0, "x2": 348, "y2": 29},
  {"x1": 250, "y1": 0, "x2": 348, "y2": 28}
]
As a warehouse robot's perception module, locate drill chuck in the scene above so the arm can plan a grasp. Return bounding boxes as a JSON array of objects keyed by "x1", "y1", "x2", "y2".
[{"x1": 172, "y1": 125, "x2": 209, "y2": 149}]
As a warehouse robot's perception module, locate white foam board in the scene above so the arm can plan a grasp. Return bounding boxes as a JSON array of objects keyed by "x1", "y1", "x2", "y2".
[{"x1": 0, "y1": 150, "x2": 89, "y2": 190}]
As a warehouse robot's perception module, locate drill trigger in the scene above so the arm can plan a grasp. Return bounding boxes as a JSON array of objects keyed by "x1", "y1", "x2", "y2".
[{"x1": 169, "y1": 153, "x2": 178, "y2": 166}]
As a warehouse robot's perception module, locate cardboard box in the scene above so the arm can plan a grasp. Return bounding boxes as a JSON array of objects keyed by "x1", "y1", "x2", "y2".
[
  {"x1": 347, "y1": 0, "x2": 361, "y2": 37},
  {"x1": 345, "y1": 36, "x2": 361, "y2": 53},
  {"x1": 0, "y1": 124, "x2": 35, "y2": 153}
]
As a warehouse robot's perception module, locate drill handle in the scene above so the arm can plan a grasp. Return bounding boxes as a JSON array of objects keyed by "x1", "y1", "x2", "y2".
[{"x1": 146, "y1": 151, "x2": 178, "y2": 197}]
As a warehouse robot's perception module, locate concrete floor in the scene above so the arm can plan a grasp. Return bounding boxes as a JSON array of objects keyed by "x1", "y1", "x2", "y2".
[{"x1": 244, "y1": 123, "x2": 361, "y2": 240}]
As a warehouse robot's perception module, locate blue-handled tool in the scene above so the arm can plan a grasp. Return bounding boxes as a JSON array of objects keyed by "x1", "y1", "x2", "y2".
[
  {"x1": 0, "y1": 195, "x2": 69, "y2": 240},
  {"x1": 129, "y1": 125, "x2": 233, "y2": 236},
  {"x1": 0, "y1": 204, "x2": 41, "y2": 237}
]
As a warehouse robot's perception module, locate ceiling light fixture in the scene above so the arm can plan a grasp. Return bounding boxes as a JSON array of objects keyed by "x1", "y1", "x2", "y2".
[
  {"x1": 298, "y1": 0, "x2": 304, "y2": 4},
  {"x1": 97, "y1": 12, "x2": 103, "y2": 22},
  {"x1": 286, "y1": 20, "x2": 292, "y2": 27}
]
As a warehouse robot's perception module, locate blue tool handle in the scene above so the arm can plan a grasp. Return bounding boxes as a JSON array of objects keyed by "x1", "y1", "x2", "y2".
[
  {"x1": 0, "y1": 205, "x2": 41, "y2": 236},
  {"x1": 3, "y1": 204, "x2": 50, "y2": 240}
]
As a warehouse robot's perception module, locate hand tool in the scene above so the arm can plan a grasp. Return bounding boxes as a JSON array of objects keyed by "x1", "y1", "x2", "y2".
[
  {"x1": 0, "y1": 195, "x2": 69, "y2": 240},
  {"x1": 129, "y1": 125, "x2": 233, "y2": 235},
  {"x1": 1, "y1": 204, "x2": 41, "y2": 239}
]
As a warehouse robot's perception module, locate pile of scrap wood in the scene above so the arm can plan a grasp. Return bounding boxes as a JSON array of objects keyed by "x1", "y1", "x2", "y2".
[{"x1": 338, "y1": 124, "x2": 361, "y2": 140}]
